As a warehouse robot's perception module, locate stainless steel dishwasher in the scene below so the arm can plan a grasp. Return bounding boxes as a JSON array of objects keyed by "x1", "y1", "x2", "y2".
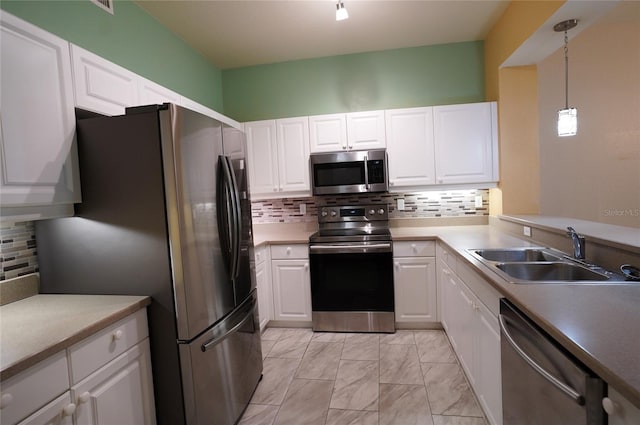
[{"x1": 499, "y1": 299, "x2": 605, "y2": 425}]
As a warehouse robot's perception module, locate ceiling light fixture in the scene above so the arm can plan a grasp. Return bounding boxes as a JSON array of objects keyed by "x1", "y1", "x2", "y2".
[
  {"x1": 336, "y1": 1, "x2": 349, "y2": 21},
  {"x1": 554, "y1": 19, "x2": 578, "y2": 137}
]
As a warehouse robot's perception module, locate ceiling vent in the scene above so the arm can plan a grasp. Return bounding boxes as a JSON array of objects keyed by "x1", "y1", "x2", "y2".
[{"x1": 90, "y1": 0, "x2": 114, "y2": 15}]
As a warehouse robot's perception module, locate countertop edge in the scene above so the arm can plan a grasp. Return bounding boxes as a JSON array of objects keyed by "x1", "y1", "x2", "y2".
[{"x1": 1, "y1": 296, "x2": 151, "y2": 381}]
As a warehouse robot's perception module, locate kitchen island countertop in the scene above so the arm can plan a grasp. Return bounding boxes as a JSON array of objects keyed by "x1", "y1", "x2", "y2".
[{"x1": 0, "y1": 294, "x2": 151, "y2": 381}]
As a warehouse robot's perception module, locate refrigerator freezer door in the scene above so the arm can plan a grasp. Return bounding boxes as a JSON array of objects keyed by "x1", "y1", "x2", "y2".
[
  {"x1": 160, "y1": 105, "x2": 237, "y2": 341},
  {"x1": 179, "y1": 290, "x2": 262, "y2": 425}
]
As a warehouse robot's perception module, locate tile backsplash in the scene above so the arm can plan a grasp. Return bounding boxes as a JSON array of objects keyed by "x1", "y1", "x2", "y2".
[
  {"x1": 251, "y1": 189, "x2": 489, "y2": 224},
  {"x1": 0, "y1": 221, "x2": 38, "y2": 281}
]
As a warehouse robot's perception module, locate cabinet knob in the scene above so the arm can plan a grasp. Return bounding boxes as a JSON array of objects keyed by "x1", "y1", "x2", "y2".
[
  {"x1": 78, "y1": 391, "x2": 91, "y2": 404},
  {"x1": 411, "y1": 243, "x2": 417, "y2": 253},
  {"x1": 273, "y1": 186, "x2": 278, "y2": 191},
  {"x1": 286, "y1": 247, "x2": 291, "y2": 255},
  {"x1": 62, "y1": 403, "x2": 76, "y2": 417},
  {"x1": 304, "y1": 263, "x2": 309, "y2": 270},
  {"x1": 438, "y1": 178, "x2": 444, "y2": 184},
  {"x1": 395, "y1": 262, "x2": 400, "y2": 269},
  {"x1": 389, "y1": 181, "x2": 394, "y2": 186},
  {"x1": 113, "y1": 329, "x2": 123, "y2": 341},
  {"x1": 602, "y1": 397, "x2": 620, "y2": 415},
  {"x1": 0, "y1": 393, "x2": 13, "y2": 409},
  {"x1": 342, "y1": 145, "x2": 347, "y2": 150}
]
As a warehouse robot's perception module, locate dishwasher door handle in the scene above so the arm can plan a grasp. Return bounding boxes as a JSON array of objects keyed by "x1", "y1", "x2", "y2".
[{"x1": 498, "y1": 314, "x2": 585, "y2": 406}]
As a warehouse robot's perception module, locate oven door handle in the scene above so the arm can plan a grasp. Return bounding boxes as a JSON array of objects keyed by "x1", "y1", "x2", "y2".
[{"x1": 309, "y1": 242, "x2": 392, "y2": 254}]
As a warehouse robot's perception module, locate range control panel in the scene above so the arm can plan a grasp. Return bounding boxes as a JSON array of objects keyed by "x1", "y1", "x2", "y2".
[{"x1": 318, "y1": 204, "x2": 389, "y2": 223}]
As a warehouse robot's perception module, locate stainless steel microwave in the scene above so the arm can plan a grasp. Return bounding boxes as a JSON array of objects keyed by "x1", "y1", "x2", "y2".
[{"x1": 310, "y1": 149, "x2": 388, "y2": 195}]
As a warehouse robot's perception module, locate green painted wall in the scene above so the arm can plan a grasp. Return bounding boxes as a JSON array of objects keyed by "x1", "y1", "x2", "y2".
[
  {"x1": 222, "y1": 41, "x2": 485, "y2": 122},
  {"x1": 1, "y1": 0, "x2": 223, "y2": 111}
]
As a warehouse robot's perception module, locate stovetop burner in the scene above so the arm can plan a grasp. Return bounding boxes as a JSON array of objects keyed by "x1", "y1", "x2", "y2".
[{"x1": 309, "y1": 204, "x2": 391, "y2": 244}]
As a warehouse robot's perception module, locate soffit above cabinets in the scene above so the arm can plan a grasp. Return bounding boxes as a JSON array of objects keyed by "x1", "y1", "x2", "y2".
[{"x1": 134, "y1": 0, "x2": 508, "y2": 69}]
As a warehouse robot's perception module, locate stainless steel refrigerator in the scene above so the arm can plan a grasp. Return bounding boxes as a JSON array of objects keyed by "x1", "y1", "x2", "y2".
[{"x1": 35, "y1": 104, "x2": 262, "y2": 425}]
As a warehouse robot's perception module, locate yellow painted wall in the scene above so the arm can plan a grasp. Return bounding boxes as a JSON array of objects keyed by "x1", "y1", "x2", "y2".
[
  {"x1": 484, "y1": 0, "x2": 564, "y2": 216},
  {"x1": 484, "y1": 0, "x2": 565, "y2": 101}
]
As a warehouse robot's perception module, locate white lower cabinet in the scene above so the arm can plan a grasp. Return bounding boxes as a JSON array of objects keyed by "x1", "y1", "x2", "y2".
[
  {"x1": 438, "y1": 243, "x2": 502, "y2": 425},
  {"x1": 17, "y1": 392, "x2": 74, "y2": 425},
  {"x1": 605, "y1": 387, "x2": 640, "y2": 425},
  {"x1": 72, "y1": 341, "x2": 155, "y2": 425},
  {"x1": 0, "y1": 309, "x2": 155, "y2": 425},
  {"x1": 393, "y1": 241, "x2": 437, "y2": 324},
  {"x1": 254, "y1": 245, "x2": 273, "y2": 331},
  {"x1": 270, "y1": 245, "x2": 311, "y2": 322}
]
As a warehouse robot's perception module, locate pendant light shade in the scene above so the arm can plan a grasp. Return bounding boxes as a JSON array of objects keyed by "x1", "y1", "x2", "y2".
[
  {"x1": 555, "y1": 19, "x2": 578, "y2": 137},
  {"x1": 336, "y1": 1, "x2": 349, "y2": 21}
]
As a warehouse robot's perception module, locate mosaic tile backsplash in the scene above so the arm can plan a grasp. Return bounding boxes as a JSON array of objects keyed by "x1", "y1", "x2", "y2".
[
  {"x1": 0, "y1": 221, "x2": 38, "y2": 281},
  {"x1": 251, "y1": 189, "x2": 490, "y2": 223}
]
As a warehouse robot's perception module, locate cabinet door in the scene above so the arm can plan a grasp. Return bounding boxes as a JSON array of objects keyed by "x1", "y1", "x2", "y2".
[
  {"x1": 443, "y1": 270, "x2": 475, "y2": 384},
  {"x1": 0, "y1": 12, "x2": 80, "y2": 209},
  {"x1": 271, "y1": 259, "x2": 311, "y2": 321},
  {"x1": 346, "y1": 110, "x2": 386, "y2": 150},
  {"x1": 474, "y1": 301, "x2": 502, "y2": 425},
  {"x1": 255, "y1": 259, "x2": 273, "y2": 331},
  {"x1": 70, "y1": 44, "x2": 139, "y2": 116},
  {"x1": 72, "y1": 341, "x2": 156, "y2": 425},
  {"x1": 245, "y1": 120, "x2": 279, "y2": 196},
  {"x1": 385, "y1": 107, "x2": 436, "y2": 188},
  {"x1": 434, "y1": 102, "x2": 496, "y2": 184},
  {"x1": 276, "y1": 117, "x2": 310, "y2": 193},
  {"x1": 17, "y1": 392, "x2": 74, "y2": 425},
  {"x1": 393, "y1": 257, "x2": 437, "y2": 322},
  {"x1": 138, "y1": 78, "x2": 181, "y2": 106},
  {"x1": 309, "y1": 114, "x2": 347, "y2": 153}
]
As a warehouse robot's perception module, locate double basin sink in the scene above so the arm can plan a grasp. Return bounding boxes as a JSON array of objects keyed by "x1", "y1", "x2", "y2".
[{"x1": 467, "y1": 247, "x2": 628, "y2": 284}]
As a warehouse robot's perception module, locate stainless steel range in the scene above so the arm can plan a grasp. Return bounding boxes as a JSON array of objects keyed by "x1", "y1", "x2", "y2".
[{"x1": 309, "y1": 204, "x2": 395, "y2": 333}]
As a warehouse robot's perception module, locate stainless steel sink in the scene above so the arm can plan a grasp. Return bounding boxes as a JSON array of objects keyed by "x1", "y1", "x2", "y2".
[
  {"x1": 496, "y1": 262, "x2": 609, "y2": 282},
  {"x1": 472, "y1": 248, "x2": 563, "y2": 263},
  {"x1": 466, "y1": 247, "x2": 628, "y2": 284}
]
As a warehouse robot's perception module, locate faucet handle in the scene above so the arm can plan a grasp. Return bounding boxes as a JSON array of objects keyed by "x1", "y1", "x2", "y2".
[{"x1": 566, "y1": 226, "x2": 577, "y2": 235}]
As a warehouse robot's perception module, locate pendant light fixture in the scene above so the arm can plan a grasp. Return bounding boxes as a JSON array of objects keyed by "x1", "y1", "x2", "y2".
[
  {"x1": 554, "y1": 19, "x2": 578, "y2": 137},
  {"x1": 336, "y1": 1, "x2": 349, "y2": 21}
]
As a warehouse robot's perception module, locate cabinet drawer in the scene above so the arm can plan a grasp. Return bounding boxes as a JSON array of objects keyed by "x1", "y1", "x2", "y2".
[
  {"x1": 394, "y1": 241, "x2": 435, "y2": 257},
  {"x1": 0, "y1": 351, "x2": 69, "y2": 425},
  {"x1": 68, "y1": 309, "x2": 148, "y2": 384},
  {"x1": 270, "y1": 244, "x2": 308, "y2": 260},
  {"x1": 436, "y1": 242, "x2": 458, "y2": 274},
  {"x1": 17, "y1": 392, "x2": 74, "y2": 425},
  {"x1": 255, "y1": 245, "x2": 270, "y2": 265}
]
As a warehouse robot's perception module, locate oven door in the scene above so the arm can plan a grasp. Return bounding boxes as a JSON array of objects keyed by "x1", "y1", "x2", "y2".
[{"x1": 309, "y1": 242, "x2": 394, "y2": 312}]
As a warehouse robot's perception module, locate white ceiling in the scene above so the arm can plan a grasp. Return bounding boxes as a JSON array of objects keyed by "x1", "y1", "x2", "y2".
[{"x1": 134, "y1": 0, "x2": 510, "y2": 70}]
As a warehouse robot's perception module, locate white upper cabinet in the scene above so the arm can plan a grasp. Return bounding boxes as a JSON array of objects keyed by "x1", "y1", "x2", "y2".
[
  {"x1": 276, "y1": 117, "x2": 310, "y2": 192},
  {"x1": 245, "y1": 117, "x2": 310, "y2": 199},
  {"x1": 245, "y1": 120, "x2": 279, "y2": 195},
  {"x1": 309, "y1": 113, "x2": 347, "y2": 153},
  {"x1": 433, "y1": 102, "x2": 498, "y2": 184},
  {"x1": 385, "y1": 107, "x2": 436, "y2": 189},
  {"x1": 71, "y1": 44, "x2": 139, "y2": 116},
  {"x1": 346, "y1": 110, "x2": 386, "y2": 150},
  {"x1": 0, "y1": 12, "x2": 80, "y2": 217},
  {"x1": 138, "y1": 78, "x2": 181, "y2": 106},
  {"x1": 309, "y1": 111, "x2": 385, "y2": 153}
]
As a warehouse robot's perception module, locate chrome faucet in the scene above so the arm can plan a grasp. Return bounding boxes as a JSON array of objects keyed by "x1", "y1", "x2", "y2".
[{"x1": 566, "y1": 227, "x2": 586, "y2": 260}]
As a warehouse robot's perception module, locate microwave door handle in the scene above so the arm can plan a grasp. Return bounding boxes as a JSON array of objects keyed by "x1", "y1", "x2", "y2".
[{"x1": 363, "y1": 155, "x2": 369, "y2": 191}]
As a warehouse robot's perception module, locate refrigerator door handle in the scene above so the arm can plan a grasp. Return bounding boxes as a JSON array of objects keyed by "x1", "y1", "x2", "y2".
[
  {"x1": 223, "y1": 155, "x2": 242, "y2": 280},
  {"x1": 201, "y1": 307, "x2": 255, "y2": 352},
  {"x1": 217, "y1": 155, "x2": 241, "y2": 280}
]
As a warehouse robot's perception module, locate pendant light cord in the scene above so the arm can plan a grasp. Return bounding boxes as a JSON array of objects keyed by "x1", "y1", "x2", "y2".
[{"x1": 564, "y1": 30, "x2": 569, "y2": 109}]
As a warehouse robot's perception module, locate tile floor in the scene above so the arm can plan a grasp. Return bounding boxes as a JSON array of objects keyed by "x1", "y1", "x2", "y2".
[{"x1": 239, "y1": 328, "x2": 488, "y2": 425}]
